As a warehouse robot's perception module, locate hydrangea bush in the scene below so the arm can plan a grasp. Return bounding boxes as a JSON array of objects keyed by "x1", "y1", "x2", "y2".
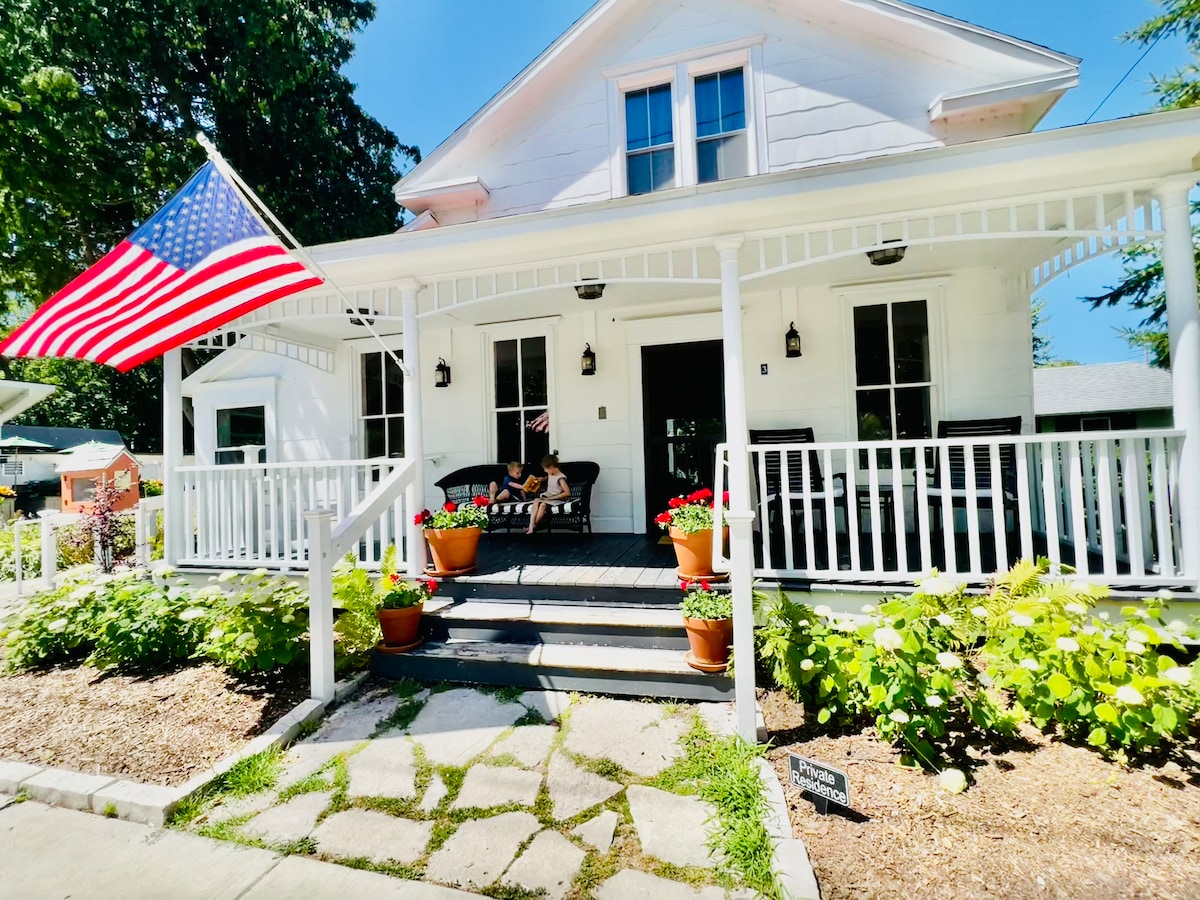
[{"x1": 756, "y1": 559, "x2": 1200, "y2": 770}]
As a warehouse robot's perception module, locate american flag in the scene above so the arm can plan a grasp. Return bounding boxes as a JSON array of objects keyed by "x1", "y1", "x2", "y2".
[{"x1": 1, "y1": 161, "x2": 323, "y2": 372}]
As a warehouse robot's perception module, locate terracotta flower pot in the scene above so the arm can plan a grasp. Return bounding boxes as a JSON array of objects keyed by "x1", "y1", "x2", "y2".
[
  {"x1": 425, "y1": 525, "x2": 482, "y2": 574},
  {"x1": 669, "y1": 526, "x2": 728, "y2": 581},
  {"x1": 377, "y1": 603, "x2": 424, "y2": 648},
  {"x1": 683, "y1": 616, "x2": 734, "y2": 672}
]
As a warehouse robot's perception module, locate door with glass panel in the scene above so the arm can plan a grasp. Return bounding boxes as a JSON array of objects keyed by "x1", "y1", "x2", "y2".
[
  {"x1": 493, "y1": 336, "x2": 550, "y2": 465},
  {"x1": 360, "y1": 350, "x2": 405, "y2": 459}
]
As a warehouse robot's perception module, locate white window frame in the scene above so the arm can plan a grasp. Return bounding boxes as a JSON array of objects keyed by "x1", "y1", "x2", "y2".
[
  {"x1": 481, "y1": 318, "x2": 558, "y2": 464},
  {"x1": 190, "y1": 377, "x2": 278, "y2": 466},
  {"x1": 606, "y1": 36, "x2": 766, "y2": 198},
  {"x1": 353, "y1": 339, "x2": 406, "y2": 460},
  {"x1": 839, "y1": 279, "x2": 949, "y2": 443}
]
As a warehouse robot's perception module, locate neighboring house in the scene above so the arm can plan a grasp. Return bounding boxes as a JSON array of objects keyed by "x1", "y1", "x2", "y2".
[
  {"x1": 0, "y1": 426, "x2": 126, "y2": 451},
  {"x1": 164, "y1": 0, "x2": 1200, "y2": 595},
  {"x1": 0, "y1": 426, "x2": 127, "y2": 490},
  {"x1": 57, "y1": 444, "x2": 141, "y2": 514},
  {"x1": 1034, "y1": 363, "x2": 1174, "y2": 434}
]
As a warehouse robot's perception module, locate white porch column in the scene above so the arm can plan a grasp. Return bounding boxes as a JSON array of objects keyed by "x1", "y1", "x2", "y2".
[
  {"x1": 162, "y1": 347, "x2": 185, "y2": 566},
  {"x1": 401, "y1": 280, "x2": 428, "y2": 577},
  {"x1": 1157, "y1": 179, "x2": 1200, "y2": 580},
  {"x1": 717, "y1": 235, "x2": 758, "y2": 742},
  {"x1": 304, "y1": 509, "x2": 336, "y2": 704}
]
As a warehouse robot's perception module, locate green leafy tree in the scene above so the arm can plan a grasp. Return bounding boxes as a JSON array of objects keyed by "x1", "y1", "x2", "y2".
[
  {"x1": 1088, "y1": 2, "x2": 1200, "y2": 367},
  {"x1": 1031, "y1": 298, "x2": 1079, "y2": 368},
  {"x1": 0, "y1": 1, "x2": 418, "y2": 448}
]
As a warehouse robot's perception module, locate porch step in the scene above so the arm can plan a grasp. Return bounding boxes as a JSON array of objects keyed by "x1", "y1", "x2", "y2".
[
  {"x1": 435, "y1": 578, "x2": 682, "y2": 607},
  {"x1": 371, "y1": 639, "x2": 732, "y2": 702}
]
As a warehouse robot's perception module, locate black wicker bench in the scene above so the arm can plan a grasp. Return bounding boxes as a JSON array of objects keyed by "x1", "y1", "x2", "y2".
[{"x1": 434, "y1": 461, "x2": 600, "y2": 533}]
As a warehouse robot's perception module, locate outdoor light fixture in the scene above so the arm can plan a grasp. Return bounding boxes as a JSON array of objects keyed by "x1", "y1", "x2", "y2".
[
  {"x1": 866, "y1": 240, "x2": 907, "y2": 267},
  {"x1": 785, "y1": 322, "x2": 803, "y2": 359},
  {"x1": 581, "y1": 344, "x2": 597, "y2": 376},
  {"x1": 349, "y1": 307, "x2": 376, "y2": 327},
  {"x1": 434, "y1": 358, "x2": 452, "y2": 388},
  {"x1": 575, "y1": 280, "x2": 606, "y2": 301}
]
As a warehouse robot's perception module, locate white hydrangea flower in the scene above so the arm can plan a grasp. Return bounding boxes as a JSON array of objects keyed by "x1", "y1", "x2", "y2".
[
  {"x1": 978, "y1": 671, "x2": 994, "y2": 687},
  {"x1": 1070, "y1": 578, "x2": 1092, "y2": 593},
  {"x1": 800, "y1": 659, "x2": 815, "y2": 672},
  {"x1": 1125, "y1": 641, "x2": 1146, "y2": 655},
  {"x1": 936, "y1": 652, "x2": 962, "y2": 670},
  {"x1": 1081, "y1": 625, "x2": 1099, "y2": 636},
  {"x1": 1133, "y1": 628, "x2": 1158, "y2": 645},
  {"x1": 861, "y1": 604, "x2": 877, "y2": 614},
  {"x1": 217, "y1": 571, "x2": 238, "y2": 584},
  {"x1": 1064, "y1": 602, "x2": 1087, "y2": 616},
  {"x1": 1133, "y1": 608, "x2": 1151, "y2": 620},
  {"x1": 1163, "y1": 667, "x2": 1192, "y2": 686},
  {"x1": 48, "y1": 618, "x2": 69, "y2": 633},
  {"x1": 1020, "y1": 658, "x2": 1039, "y2": 671},
  {"x1": 1055, "y1": 637, "x2": 1080, "y2": 653},
  {"x1": 251, "y1": 568, "x2": 270, "y2": 579},
  {"x1": 934, "y1": 613, "x2": 955, "y2": 627},
  {"x1": 1167, "y1": 620, "x2": 1188, "y2": 634},
  {"x1": 939, "y1": 768, "x2": 968, "y2": 794},
  {"x1": 1009, "y1": 612, "x2": 1035, "y2": 628},
  {"x1": 179, "y1": 608, "x2": 207, "y2": 622},
  {"x1": 835, "y1": 620, "x2": 858, "y2": 633},
  {"x1": 889, "y1": 709, "x2": 910, "y2": 724},
  {"x1": 920, "y1": 575, "x2": 964, "y2": 597},
  {"x1": 70, "y1": 587, "x2": 92, "y2": 602},
  {"x1": 1099, "y1": 612, "x2": 1110, "y2": 621},
  {"x1": 813, "y1": 605, "x2": 833, "y2": 618},
  {"x1": 873, "y1": 627, "x2": 903, "y2": 651},
  {"x1": 1116, "y1": 685, "x2": 1144, "y2": 706},
  {"x1": 925, "y1": 694, "x2": 944, "y2": 708},
  {"x1": 971, "y1": 606, "x2": 989, "y2": 620},
  {"x1": 1157, "y1": 589, "x2": 1175, "y2": 601}
]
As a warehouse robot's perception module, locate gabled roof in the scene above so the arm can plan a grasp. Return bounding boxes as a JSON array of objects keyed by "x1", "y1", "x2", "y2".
[
  {"x1": 0, "y1": 425, "x2": 126, "y2": 452},
  {"x1": 1034, "y1": 363, "x2": 1174, "y2": 418},
  {"x1": 395, "y1": 0, "x2": 1079, "y2": 204},
  {"x1": 56, "y1": 443, "x2": 139, "y2": 474}
]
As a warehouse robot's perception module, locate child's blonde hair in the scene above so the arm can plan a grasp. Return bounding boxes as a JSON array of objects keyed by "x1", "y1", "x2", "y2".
[{"x1": 507, "y1": 461, "x2": 523, "y2": 472}]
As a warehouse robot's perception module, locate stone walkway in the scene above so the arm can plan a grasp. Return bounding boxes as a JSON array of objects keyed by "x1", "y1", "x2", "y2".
[{"x1": 182, "y1": 684, "x2": 750, "y2": 899}]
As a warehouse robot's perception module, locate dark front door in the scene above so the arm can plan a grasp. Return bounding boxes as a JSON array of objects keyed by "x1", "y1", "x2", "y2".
[{"x1": 642, "y1": 341, "x2": 726, "y2": 532}]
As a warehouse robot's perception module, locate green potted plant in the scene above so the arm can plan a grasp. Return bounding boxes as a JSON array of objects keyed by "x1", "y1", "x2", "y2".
[
  {"x1": 416, "y1": 497, "x2": 490, "y2": 575},
  {"x1": 655, "y1": 488, "x2": 729, "y2": 582},
  {"x1": 377, "y1": 573, "x2": 437, "y2": 649},
  {"x1": 680, "y1": 580, "x2": 734, "y2": 672}
]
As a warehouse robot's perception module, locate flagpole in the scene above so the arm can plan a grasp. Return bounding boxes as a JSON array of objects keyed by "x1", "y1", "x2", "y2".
[{"x1": 194, "y1": 132, "x2": 413, "y2": 380}]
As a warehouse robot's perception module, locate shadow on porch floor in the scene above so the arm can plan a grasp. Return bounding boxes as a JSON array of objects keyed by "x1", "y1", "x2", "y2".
[{"x1": 452, "y1": 532, "x2": 680, "y2": 590}]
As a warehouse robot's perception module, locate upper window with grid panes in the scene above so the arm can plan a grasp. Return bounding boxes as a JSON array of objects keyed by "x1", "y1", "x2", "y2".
[
  {"x1": 625, "y1": 83, "x2": 675, "y2": 196},
  {"x1": 695, "y1": 68, "x2": 747, "y2": 184}
]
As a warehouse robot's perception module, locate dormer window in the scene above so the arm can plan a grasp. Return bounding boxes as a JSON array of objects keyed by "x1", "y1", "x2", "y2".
[
  {"x1": 625, "y1": 84, "x2": 675, "y2": 196},
  {"x1": 695, "y1": 68, "x2": 747, "y2": 184}
]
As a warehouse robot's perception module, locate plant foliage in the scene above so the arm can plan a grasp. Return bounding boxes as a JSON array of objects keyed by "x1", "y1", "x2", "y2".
[
  {"x1": 680, "y1": 580, "x2": 733, "y2": 621},
  {"x1": 416, "y1": 499, "x2": 490, "y2": 530},
  {"x1": 656, "y1": 488, "x2": 729, "y2": 535}
]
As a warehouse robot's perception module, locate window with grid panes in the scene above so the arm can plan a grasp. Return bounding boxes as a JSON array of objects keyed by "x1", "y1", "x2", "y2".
[
  {"x1": 625, "y1": 83, "x2": 675, "y2": 196},
  {"x1": 360, "y1": 351, "x2": 404, "y2": 459},
  {"x1": 695, "y1": 68, "x2": 747, "y2": 184},
  {"x1": 215, "y1": 406, "x2": 266, "y2": 465},
  {"x1": 493, "y1": 336, "x2": 550, "y2": 464},
  {"x1": 853, "y1": 300, "x2": 933, "y2": 455}
]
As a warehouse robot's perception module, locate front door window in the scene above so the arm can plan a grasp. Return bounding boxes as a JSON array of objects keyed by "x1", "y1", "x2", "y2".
[
  {"x1": 493, "y1": 336, "x2": 550, "y2": 464},
  {"x1": 361, "y1": 350, "x2": 405, "y2": 458}
]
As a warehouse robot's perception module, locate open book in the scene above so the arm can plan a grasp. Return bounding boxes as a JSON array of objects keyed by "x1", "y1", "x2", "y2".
[{"x1": 522, "y1": 475, "x2": 546, "y2": 495}]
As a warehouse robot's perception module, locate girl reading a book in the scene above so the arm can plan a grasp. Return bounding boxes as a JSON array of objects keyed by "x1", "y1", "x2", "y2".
[{"x1": 526, "y1": 455, "x2": 571, "y2": 535}]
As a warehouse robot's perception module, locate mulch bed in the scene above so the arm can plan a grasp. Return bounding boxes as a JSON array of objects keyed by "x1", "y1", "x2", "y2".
[
  {"x1": 761, "y1": 688, "x2": 1200, "y2": 900},
  {"x1": 0, "y1": 650, "x2": 309, "y2": 787}
]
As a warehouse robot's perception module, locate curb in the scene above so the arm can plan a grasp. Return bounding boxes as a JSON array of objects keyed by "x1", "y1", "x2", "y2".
[
  {"x1": 0, "y1": 673, "x2": 366, "y2": 827},
  {"x1": 757, "y1": 758, "x2": 822, "y2": 900}
]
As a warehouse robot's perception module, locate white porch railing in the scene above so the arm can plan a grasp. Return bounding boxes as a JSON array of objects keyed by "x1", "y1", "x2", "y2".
[
  {"x1": 177, "y1": 458, "x2": 412, "y2": 569},
  {"x1": 713, "y1": 429, "x2": 1186, "y2": 586}
]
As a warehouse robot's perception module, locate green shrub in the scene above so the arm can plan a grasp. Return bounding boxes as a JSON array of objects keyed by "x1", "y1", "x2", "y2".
[
  {"x1": 87, "y1": 573, "x2": 208, "y2": 671},
  {"x1": 332, "y1": 546, "x2": 404, "y2": 659},
  {"x1": 1, "y1": 566, "x2": 108, "y2": 669},
  {"x1": 194, "y1": 570, "x2": 309, "y2": 673},
  {"x1": 0, "y1": 524, "x2": 44, "y2": 580}
]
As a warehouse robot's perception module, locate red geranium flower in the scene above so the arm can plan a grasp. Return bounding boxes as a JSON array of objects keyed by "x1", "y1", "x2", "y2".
[
  {"x1": 414, "y1": 510, "x2": 430, "y2": 525},
  {"x1": 444, "y1": 502, "x2": 458, "y2": 513},
  {"x1": 722, "y1": 491, "x2": 730, "y2": 505},
  {"x1": 695, "y1": 488, "x2": 714, "y2": 501},
  {"x1": 680, "y1": 579, "x2": 691, "y2": 591},
  {"x1": 473, "y1": 495, "x2": 490, "y2": 508},
  {"x1": 422, "y1": 578, "x2": 438, "y2": 594},
  {"x1": 701, "y1": 580, "x2": 712, "y2": 592},
  {"x1": 654, "y1": 512, "x2": 672, "y2": 525},
  {"x1": 389, "y1": 573, "x2": 401, "y2": 584},
  {"x1": 668, "y1": 497, "x2": 686, "y2": 509}
]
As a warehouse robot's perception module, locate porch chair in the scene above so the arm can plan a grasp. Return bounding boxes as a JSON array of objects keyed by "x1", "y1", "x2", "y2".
[
  {"x1": 749, "y1": 428, "x2": 848, "y2": 539},
  {"x1": 923, "y1": 417, "x2": 1022, "y2": 532}
]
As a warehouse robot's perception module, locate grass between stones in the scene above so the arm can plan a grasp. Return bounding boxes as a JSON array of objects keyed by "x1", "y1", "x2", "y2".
[
  {"x1": 512, "y1": 707, "x2": 546, "y2": 727},
  {"x1": 374, "y1": 693, "x2": 428, "y2": 736},
  {"x1": 481, "y1": 883, "x2": 548, "y2": 899},
  {"x1": 338, "y1": 856, "x2": 423, "y2": 881},
  {"x1": 169, "y1": 747, "x2": 285, "y2": 825},
  {"x1": 476, "y1": 684, "x2": 527, "y2": 704}
]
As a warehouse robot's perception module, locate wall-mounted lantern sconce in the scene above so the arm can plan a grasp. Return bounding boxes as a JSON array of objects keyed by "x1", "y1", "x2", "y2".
[
  {"x1": 785, "y1": 322, "x2": 803, "y2": 359},
  {"x1": 434, "y1": 358, "x2": 452, "y2": 388},
  {"x1": 349, "y1": 308, "x2": 376, "y2": 327},
  {"x1": 866, "y1": 240, "x2": 907, "y2": 267},
  {"x1": 581, "y1": 344, "x2": 597, "y2": 376},
  {"x1": 575, "y1": 280, "x2": 606, "y2": 301}
]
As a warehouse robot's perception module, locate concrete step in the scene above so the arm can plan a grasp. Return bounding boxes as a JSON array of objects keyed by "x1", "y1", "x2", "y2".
[
  {"x1": 371, "y1": 639, "x2": 732, "y2": 702},
  {"x1": 423, "y1": 600, "x2": 690, "y2": 650},
  {"x1": 434, "y1": 578, "x2": 684, "y2": 607}
]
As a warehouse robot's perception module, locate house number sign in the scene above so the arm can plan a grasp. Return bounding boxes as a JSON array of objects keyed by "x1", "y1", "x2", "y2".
[{"x1": 788, "y1": 753, "x2": 850, "y2": 813}]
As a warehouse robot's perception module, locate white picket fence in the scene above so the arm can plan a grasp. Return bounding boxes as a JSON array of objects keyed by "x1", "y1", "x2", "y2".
[{"x1": 714, "y1": 429, "x2": 1186, "y2": 586}]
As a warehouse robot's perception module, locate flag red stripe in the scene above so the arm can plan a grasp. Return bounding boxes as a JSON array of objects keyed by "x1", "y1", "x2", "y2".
[{"x1": 111, "y1": 277, "x2": 324, "y2": 371}]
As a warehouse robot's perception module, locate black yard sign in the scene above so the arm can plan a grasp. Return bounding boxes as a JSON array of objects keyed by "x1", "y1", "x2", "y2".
[{"x1": 788, "y1": 753, "x2": 850, "y2": 813}]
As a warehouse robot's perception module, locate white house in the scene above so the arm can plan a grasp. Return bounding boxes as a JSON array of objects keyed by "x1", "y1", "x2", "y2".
[{"x1": 163, "y1": 0, "x2": 1200, "y2": 663}]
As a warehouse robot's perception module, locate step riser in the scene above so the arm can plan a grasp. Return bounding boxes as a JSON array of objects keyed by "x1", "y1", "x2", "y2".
[
  {"x1": 427, "y1": 620, "x2": 691, "y2": 651},
  {"x1": 437, "y1": 581, "x2": 682, "y2": 607},
  {"x1": 372, "y1": 652, "x2": 732, "y2": 702}
]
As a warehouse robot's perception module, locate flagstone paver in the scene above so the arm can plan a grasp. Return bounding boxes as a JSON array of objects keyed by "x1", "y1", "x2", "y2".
[
  {"x1": 241, "y1": 791, "x2": 332, "y2": 846},
  {"x1": 627, "y1": 785, "x2": 718, "y2": 869},
  {"x1": 209, "y1": 790, "x2": 278, "y2": 824},
  {"x1": 570, "y1": 809, "x2": 620, "y2": 852},
  {"x1": 424, "y1": 811, "x2": 540, "y2": 889},
  {"x1": 517, "y1": 690, "x2": 574, "y2": 723},
  {"x1": 312, "y1": 809, "x2": 433, "y2": 866},
  {"x1": 276, "y1": 740, "x2": 353, "y2": 791},
  {"x1": 420, "y1": 773, "x2": 448, "y2": 813},
  {"x1": 346, "y1": 734, "x2": 417, "y2": 800},
  {"x1": 595, "y1": 870, "x2": 726, "y2": 900},
  {"x1": 407, "y1": 689, "x2": 527, "y2": 767},
  {"x1": 501, "y1": 829, "x2": 584, "y2": 900},
  {"x1": 310, "y1": 691, "x2": 400, "y2": 743},
  {"x1": 490, "y1": 724, "x2": 557, "y2": 767},
  {"x1": 545, "y1": 752, "x2": 623, "y2": 821},
  {"x1": 452, "y1": 765, "x2": 542, "y2": 810},
  {"x1": 563, "y1": 697, "x2": 686, "y2": 777}
]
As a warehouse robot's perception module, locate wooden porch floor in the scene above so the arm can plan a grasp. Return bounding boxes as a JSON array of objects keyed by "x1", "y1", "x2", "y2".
[{"x1": 455, "y1": 533, "x2": 680, "y2": 590}]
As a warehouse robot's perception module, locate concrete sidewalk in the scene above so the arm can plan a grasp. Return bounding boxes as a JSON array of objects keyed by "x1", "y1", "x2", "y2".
[{"x1": 0, "y1": 800, "x2": 474, "y2": 900}]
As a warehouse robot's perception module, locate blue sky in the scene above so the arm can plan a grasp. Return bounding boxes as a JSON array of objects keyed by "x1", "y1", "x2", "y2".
[{"x1": 344, "y1": 1, "x2": 1192, "y2": 364}]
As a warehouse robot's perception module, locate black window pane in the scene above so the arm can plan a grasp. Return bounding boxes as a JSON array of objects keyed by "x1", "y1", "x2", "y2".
[
  {"x1": 496, "y1": 411, "x2": 522, "y2": 465},
  {"x1": 854, "y1": 305, "x2": 890, "y2": 387},
  {"x1": 648, "y1": 84, "x2": 673, "y2": 146},
  {"x1": 893, "y1": 301, "x2": 930, "y2": 384},
  {"x1": 217, "y1": 406, "x2": 266, "y2": 448},
  {"x1": 521, "y1": 337, "x2": 548, "y2": 407},
  {"x1": 719, "y1": 69, "x2": 746, "y2": 131},
  {"x1": 857, "y1": 390, "x2": 893, "y2": 441},
  {"x1": 627, "y1": 152, "x2": 652, "y2": 196},
  {"x1": 362, "y1": 353, "x2": 383, "y2": 417},
  {"x1": 365, "y1": 420, "x2": 386, "y2": 459},
  {"x1": 695, "y1": 73, "x2": 721, "y2": 138},
  {"x1": 651, "y1": 148, "x2": 675, "y2": 192},
  {"x1": 387, "y1": 417, "x2": 405, "y2": 458},
  {"x1": 495, "y1": 340, "x2": 519, "y2": 408},
  {"x1": 526, "y1": 420, "x2": 550, "y2": 469},
  {"x1": 626, "y1": 90, "x2": 650, "y2": 152},
  {"x1": 384, "y1": 352, "x2": 404, "y2": 414},
  {"x1": 894, "y1": 387, "x2": 932, "y2": 439}
]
